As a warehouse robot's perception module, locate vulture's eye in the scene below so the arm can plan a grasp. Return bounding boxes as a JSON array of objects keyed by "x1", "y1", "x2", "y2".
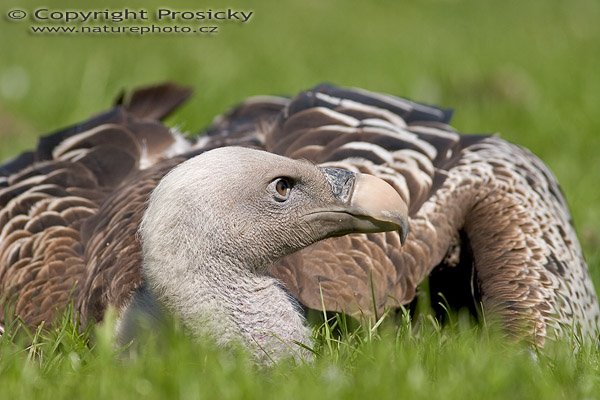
[{"x1": 272, "y1": 177, "x2": 294, "y2": 201}]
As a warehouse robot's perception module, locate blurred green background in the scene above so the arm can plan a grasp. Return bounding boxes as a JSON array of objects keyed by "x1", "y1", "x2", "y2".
[{"x1": 1, "y1": 0, "x2": 599, "y2": 280}]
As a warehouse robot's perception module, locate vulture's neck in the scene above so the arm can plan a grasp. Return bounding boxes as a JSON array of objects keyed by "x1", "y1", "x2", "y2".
[{"x1": 116, "y1": 253, "x2": 312, "y2": 363}]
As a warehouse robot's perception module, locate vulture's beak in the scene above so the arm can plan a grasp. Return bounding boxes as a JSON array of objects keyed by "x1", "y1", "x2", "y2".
[{"x1": 311, "y1": 167, "x2": 410, "y2": 244}]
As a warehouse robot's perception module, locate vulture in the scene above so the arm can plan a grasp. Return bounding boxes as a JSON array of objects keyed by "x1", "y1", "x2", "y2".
[{"x1": 0, "y1": 83, "x2": 598, "y2": 363}]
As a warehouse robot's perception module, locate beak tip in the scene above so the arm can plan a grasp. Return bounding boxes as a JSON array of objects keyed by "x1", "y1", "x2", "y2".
[{"x1": 399, "y1": 219, "x2": 410, "y2": 245}]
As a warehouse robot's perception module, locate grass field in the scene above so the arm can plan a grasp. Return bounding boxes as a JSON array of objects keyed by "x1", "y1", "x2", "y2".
[{"x1": 1, "y1": 0, "x2": 600, "y2": 398}]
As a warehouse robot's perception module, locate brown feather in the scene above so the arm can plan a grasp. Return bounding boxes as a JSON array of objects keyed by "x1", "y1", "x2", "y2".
[{"x1": 115, "y1": 82, "x2": 193, "y2": 121}]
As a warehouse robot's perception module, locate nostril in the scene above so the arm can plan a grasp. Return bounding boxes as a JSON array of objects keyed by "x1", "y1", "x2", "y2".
[{"x1": 320, "y1": 167, "x2": 356, "y2": 203}]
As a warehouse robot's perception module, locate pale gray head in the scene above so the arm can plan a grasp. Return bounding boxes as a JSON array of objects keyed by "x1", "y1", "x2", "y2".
[
  {"x1": 140, "y1": 146, "x2": 408, "y2": 275},
  {"x1": 126, "y1": 146, "x2": 408, "y2": 363}
]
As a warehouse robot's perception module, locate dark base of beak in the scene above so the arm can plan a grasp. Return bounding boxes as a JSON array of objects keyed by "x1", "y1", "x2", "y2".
[{"x1": 303, "y1": 211, "x2": 409, "y2": 244}]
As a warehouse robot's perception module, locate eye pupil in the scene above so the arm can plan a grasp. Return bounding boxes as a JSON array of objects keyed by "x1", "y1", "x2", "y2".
[{"x1": 276, "y1": 179, "x2": 291, "y2": 196}]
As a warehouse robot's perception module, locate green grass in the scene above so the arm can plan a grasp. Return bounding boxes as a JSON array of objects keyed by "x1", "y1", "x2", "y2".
[
  {"x1": 1, "y1": 310, "x2": 599, "y2": 399},
  {"x1": 1, "y1": 0, "x2": 600, "y2": 398}
]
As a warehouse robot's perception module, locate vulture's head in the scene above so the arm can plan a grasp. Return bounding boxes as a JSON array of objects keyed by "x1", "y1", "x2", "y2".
[{"x1": 140, "y1": 146, "x2": 409, "y2": 276}]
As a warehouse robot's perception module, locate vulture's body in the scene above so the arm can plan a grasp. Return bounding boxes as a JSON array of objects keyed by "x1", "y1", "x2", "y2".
[{"x1": 0, "y1": 83, "x2": 597, "y2": 360}]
